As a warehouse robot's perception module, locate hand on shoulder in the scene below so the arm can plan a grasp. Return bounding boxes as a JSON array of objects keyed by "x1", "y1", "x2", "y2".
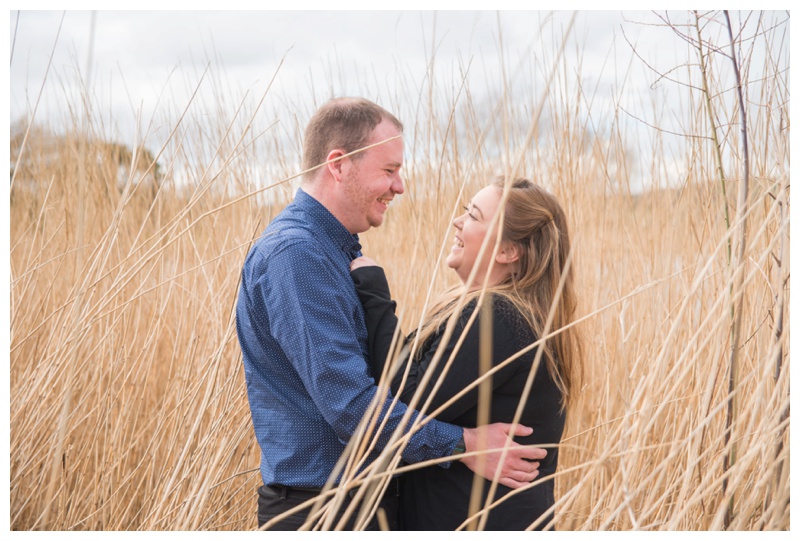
[{"x1": 350, "y1": 255, "x2": 379, "y2": 271}]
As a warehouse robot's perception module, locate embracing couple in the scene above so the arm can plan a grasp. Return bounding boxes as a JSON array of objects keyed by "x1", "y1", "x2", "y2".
[{"x1": 236, "y1": 97, "x2": 583, "y2": 531}]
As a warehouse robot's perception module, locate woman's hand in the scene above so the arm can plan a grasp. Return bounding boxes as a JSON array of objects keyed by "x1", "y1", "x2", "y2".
[{"x1": 350, "y1": 255, "x2": 379, "y2": 271}]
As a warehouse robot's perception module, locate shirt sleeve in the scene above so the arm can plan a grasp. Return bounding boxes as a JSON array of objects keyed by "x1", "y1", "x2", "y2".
[
  {"x1": 351, "y1": 265, "x2": 426, "y2": 425},
  {"x1": 350, "y1": 266, "x2": 403, "y2": 380},
  {"x1": 258, "y1": 241, "x2": 461, "y2": 463}
]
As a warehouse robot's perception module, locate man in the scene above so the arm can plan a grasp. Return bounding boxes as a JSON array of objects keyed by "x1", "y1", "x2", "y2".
[{"x1": 236, "y1": 97, "x2": 545, "y2": 530}]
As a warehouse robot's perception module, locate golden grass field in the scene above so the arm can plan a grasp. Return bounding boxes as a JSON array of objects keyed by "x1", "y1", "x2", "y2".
[{"x1": 9, "y1": 11, "x2": 789, "y2": 530}]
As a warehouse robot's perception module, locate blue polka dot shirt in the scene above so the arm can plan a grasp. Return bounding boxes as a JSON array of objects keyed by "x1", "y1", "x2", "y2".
[{"x1": 236, "y1": 188, "x2": 462, "y2": 487}]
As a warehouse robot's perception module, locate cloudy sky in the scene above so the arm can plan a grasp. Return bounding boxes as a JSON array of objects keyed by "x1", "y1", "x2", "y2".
[
  {"x1": 6, "y1": 6, "x2": 791, "y2": 192},
  {"x1": 9, "y1": 8, "x2": 692, "y2": 133}
]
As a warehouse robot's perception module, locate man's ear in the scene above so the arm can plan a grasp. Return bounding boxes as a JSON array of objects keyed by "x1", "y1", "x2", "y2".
[
  {"x1": 496, "y1": 242, "x2": 520, "y2": 264},
  {"x1": 325, "y1": 149, "x2": 347, "y2": 181}
]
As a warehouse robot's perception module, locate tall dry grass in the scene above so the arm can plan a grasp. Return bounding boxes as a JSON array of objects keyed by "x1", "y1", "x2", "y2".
[{"x1": 9, "y1": 11, "x2": 789, "y2": 530}]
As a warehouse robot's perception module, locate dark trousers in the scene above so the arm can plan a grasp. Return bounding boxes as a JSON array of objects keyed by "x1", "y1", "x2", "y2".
[{"x1": 257, "y1": 479, "x2": 400, "y2": 531}]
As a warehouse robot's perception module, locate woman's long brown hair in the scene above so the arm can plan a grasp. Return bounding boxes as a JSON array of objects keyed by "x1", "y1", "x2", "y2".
[{"x1": 414, "y1": 178, "x2": 583, "y2": 409}]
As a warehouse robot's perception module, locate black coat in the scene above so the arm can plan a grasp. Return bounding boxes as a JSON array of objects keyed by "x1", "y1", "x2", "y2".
[{"x1": 352, "y1": 267, "x2": 565, "y2": 531}]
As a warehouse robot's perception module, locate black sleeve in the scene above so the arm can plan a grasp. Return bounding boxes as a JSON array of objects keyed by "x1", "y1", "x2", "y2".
[
  {"x1": 408, "y1": 295, "x2": 533, "y2": 424},
  {"x1": 351, "y1": 266, "x2": 403, "y2": 381}
]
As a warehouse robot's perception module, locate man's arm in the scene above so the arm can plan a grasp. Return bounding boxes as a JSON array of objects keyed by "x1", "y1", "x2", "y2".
[{"x1": 261, "y1": 242, "x2": 462, "y2": 464}]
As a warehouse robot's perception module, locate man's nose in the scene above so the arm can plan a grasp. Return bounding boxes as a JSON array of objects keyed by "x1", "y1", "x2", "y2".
[{"x1": 391, "y1": 171, "x2": 405, "y2": 195}]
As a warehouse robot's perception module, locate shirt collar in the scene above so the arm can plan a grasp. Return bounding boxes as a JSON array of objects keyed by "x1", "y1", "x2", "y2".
[{"x1": 294, "y1": 188, "x2": 362, "y2": 260}]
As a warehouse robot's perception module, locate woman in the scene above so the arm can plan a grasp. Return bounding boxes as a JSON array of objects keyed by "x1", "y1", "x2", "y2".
[{"x1": 350, "y1": 177, "x2": 583, "y2": 531}]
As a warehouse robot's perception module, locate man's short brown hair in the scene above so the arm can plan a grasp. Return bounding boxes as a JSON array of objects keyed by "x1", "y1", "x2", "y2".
[{"x1": 302, "y1": 97, "x2": 403, "y2": 182}]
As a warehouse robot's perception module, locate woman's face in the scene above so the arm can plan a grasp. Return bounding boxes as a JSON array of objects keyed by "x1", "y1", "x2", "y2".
[{"x1": 446, "y1": 185, "x2": 513, "y2": 289}]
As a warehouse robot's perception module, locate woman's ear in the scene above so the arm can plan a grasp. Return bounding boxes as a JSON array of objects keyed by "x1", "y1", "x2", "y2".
[{"x1": 496, "y1": 242, "x2": 520, "y2": 264}]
